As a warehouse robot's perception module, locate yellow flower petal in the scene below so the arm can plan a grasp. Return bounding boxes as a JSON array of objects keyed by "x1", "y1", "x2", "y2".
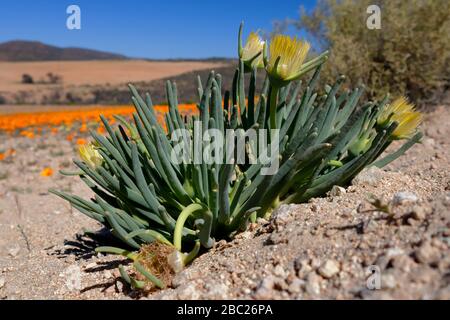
[
  {"x1": 392, "y1": 111, "x2": 422, "y2": 139},
  {"x1": 78, "y1": 143, "x2": 103, "y2": 169},
  {"x1": 266, "y1": 35, "x2": 310, "y2": 82},
  {"x1": 378, "y1": 96, "x2": 422, "y2": 139},
  {"x1": 241, "y1": 32, "x2": 265, "y2": 69}
]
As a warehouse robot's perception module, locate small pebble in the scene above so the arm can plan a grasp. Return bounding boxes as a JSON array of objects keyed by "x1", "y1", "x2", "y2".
[
  {"x1": 305, "y1": 273, "x2": 321, "y2": 296},
  {"x1": 415, "y1": 242, "x2": 440, "y2": 264},
  {"x1": 411, "y1": 206, "x2": 426, "y2": 220},
  {"x1": 352, "y1": 166, "x2": 384, "y2": 186},
  {"x1": 288, "y1": 278, "x2": 304, "y2": 294},
  {"x1": 253, "y1": 276, "x2": 275, "y2": 299},
  {"x1": 329, "y1": 185, "x2": 346, "y2": 197},
  {"x1": 382, "y1": 273, "x2": 397, "y2": 289},
  {"x1": 85, "y1": 262, "x2": 97, "y2": 269},
  {"x1": 318, "y1": 259, "x2": 340, "y2": 278},
  {"x1": 393, "y1": 191, "x2": 418, "y2": 205},
  {"x1": 116, "y1": 280, "x2": 124, "y2": 292},
  {"x1": 8, "y1": 246, "x2": 20, "y2": 257},
  {"x1": 273, "y1": 265, "x2": 286, "y2": 278}
]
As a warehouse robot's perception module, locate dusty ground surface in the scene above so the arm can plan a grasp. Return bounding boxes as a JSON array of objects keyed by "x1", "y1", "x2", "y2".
[
  {"x1": 0, "y1": 60, "x2": 224, "y2": 90},
  {"x1": 0, "y1": 106, "x2": 448, "y2": 300},
  {"x1": 0, "y1": 60, "x2": 225, "y2": 104}
]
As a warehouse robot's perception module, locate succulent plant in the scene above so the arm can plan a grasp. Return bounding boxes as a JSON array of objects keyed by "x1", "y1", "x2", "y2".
[{"x1": 50, "y1": 23, "x2": 422, "y2": 289}]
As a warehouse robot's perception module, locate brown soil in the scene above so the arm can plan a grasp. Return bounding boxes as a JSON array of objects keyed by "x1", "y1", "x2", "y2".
[
  {"x1": 0, "y1": 60, "x2": 226, "y2": 105},
  {"x1": 0, "y1": 106, "x2": 449, "y2": 300},
  {"x1": 0, "y1": 60, "x2": 225, "y2": 90}
]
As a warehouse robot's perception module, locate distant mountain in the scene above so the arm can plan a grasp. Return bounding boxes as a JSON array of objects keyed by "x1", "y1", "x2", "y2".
[{"x1": 0, "y1": 40, "x2": 127, "y2": 61}]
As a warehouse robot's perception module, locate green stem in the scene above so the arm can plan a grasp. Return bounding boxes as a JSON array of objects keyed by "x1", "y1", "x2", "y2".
[
  {"x1": 133, "y1": 261, "x2": 165, "y2": 289},
  {"x1": 174, "y1": 203, "x2": 203, "y2": 251},
  {"x1": 183, "y1": 240, "x2": 201, "y2": 265},
  {"x1": 269, "y1": 86, "x2": 280, "y2": 130},
  {"x1": 328, "y1": 160, "x2": 343, "y2": 167},
  {"x1": 95, "y1": 246, "x2": 137, "y2": 260}
]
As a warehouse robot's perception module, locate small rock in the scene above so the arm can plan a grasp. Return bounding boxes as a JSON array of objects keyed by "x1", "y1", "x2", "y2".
[
  {"x1": 254, "y1": 276, "x2": 275, "y2": 299},
  {"x1": 415, "y1": 242, "x2": 440, "y2": 264},
  {"x1": 305, "y1": 273, "x2": 321, "y2": 296},
  {"x1": 410, "y1": 206, "x2": 427, "y2": 220},
  {"x1": 172, "y1": 269, "x2": 199, "y2": 288},
  {"x1": 256, "y1": 217, "x2": 268, "y2": 225},
  {"x1": 363, "y1": 219, "x2": 379, "y2": 234},
  {"x1": 329, "y1": 185, "x2": 346, "y2": 197},
  {"x1": 214, "y1": 240, "x2": 228, "y2": 249},
  {"x1": 116, "y1": 280, "x2": 124, "y2": 292},
  {"x1": 423, "y1": 138, "x2": 435, "y2": 147},
  {"x1": 393, "y1": 191, "x2": 418, "y2": 205},
  {"x1": 242, "y1": 288, "x2": 251, "y2": 295},
  {"x1": 288, "y1": 278, "x2": 304, "y2": 294},
  {"x1": 318, "y1": 259, "x2": 340, "y2": 278},
  {"x1": 204, "y1": 281, "x2": 229, "y2": 299},
  {"x1": 266, "y1": 232, "x2": 288, "y2": 245},
  {"x1": 390, "y1": 254, "x2": 415, "y2": 273},
  {"x1": 177, "y1": 282, "x2": 201, "y2": 300},
  {"x1": 382, "y1": 273, "x2": 397, "y2": 289},
  {"x1": 0, "y1": 277, "x2": 5, "y2": 289},
  {"x1": 85, "y1": 262, "x2": 97, "y2": 269},
  {"x1": 8, "y1": 246, "x2": 20, "y2": 257},
  {"x1": 385, "y1": 247, "x2": 405, "y2": 257},
  {"x1": 352, "y1": 166, "x2": 384, "y2": 186},
  {"x1": 273, "y1": 265, "x2": 286, "y2": 278},
  {"x1": 270, "y1": 204, "x2": 300, "y2": 227},
  {"x1": 294, "y1": 258, "x2": 312, "y2": 278},
  {"x1": 310, "y1": 258, "x2": 322, "y2": 269},
  {"x1": 234, "y1": 231, "x2": 252, "y2": 240}
]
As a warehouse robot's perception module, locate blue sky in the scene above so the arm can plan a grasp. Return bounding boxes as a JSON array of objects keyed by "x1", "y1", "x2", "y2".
[{"x1": 0, "y1": 0, "x2": 316, "y2": 59}]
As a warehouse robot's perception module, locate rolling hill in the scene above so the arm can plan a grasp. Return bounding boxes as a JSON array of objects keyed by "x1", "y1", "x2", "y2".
[{"x1": 0, "y1": 40, "x2": 127, "y2": 61}]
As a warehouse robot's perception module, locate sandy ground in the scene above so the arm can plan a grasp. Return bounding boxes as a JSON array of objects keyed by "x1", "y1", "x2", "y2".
[
  {"x1": 0, "y1": 60, "x2": 225, "y2": 105},
  {"x1": 0, "y1": 106, "x2": 448, "y2": 300},
  {"x1": 0, "y1": 60, "x2": 224, "y2": 91}
]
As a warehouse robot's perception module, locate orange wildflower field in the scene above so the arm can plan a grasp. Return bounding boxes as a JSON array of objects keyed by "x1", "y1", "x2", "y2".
[
  {"x1": 0, "y1": 104, "x2": 197, "y2": 137},
  {"x1": 0, "y1": 104, "x2": 198, "y2": 166}
]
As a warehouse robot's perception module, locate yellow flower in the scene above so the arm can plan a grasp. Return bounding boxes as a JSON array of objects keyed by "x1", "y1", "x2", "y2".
[
  {"x1": 240, "y1": 32, "x2": 265, "y2": 69},
  {"x1": 391, "y1": 112, "x2": 422, "y2": 139},
  {"x1": 78, "y1": 143, "x2": 103, "y2": 169},
  {"x1": 378, "y1": 96, "x2": 422, "y2": 139},
  {"x1": 266, "y1": 35, "x2": 311, "y2": 84}
]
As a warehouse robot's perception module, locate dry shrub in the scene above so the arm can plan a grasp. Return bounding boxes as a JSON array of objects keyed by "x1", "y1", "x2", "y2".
[
  {"x1": 135, "y1": 242, "x2": 175, "y2": 289},
  {"x1": 21, "y1": 73, "x2": 34, "y2": 84},
  {"x1": 289, "y1": 0, "x2": 450, "y2": 109}
]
